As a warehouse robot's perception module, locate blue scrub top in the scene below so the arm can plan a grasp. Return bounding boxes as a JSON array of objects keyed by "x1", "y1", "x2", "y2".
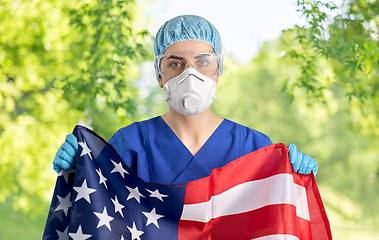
[{"x1": 108, "y1": 116, "x2": 272, "y2": 185}]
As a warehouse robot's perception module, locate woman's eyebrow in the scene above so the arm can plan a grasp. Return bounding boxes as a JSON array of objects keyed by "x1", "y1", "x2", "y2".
[
  {"x1": 195, "y1": 54, "x2": 209, "y2": 59},
  {"x1": 166, "y1": 55, "x2": 184, "y2": 60}
]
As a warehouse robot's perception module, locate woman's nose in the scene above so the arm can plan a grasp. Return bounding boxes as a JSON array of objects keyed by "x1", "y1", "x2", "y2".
[{"x1": 185, "y1": 62, "x2": 196, "y2": 69}]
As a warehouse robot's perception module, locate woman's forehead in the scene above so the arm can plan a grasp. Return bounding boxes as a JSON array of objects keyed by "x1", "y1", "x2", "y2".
[
  {"x1": 163, "y1": 40, "x2": 214, "y2": 54},
  {"x1": 162, "y1": 51, "x2": 215, "y2": 59}
]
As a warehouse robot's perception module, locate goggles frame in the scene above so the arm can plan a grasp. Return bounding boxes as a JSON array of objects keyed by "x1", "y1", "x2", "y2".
[{"x1": 154, "y1": 51, "x2": 223, "y2": 78}]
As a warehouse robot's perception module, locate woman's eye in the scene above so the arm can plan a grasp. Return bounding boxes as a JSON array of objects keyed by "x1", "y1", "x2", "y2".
[
  {"x1": 169, "y1": 61, "x2": 181, "y2": 68},
  {"x1": 198, "y1": 60, "x2": 209, "y2": 66}
]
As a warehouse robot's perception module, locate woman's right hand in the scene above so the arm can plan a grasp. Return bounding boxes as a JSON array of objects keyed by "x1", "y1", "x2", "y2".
[{"x1": 53, "y1": 133, "x2": 78, "y2": 173}]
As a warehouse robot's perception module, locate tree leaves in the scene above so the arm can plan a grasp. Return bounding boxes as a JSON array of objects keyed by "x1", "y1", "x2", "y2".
[
  {"x1": 287, "y1": 0, "x2": 379, "y2": 104},
  {"x1": 282, "y1": 0, "x2": 379, "y2": 229},
  {"x1": 0, "y1": 0, "x2": 151, "y2": 214}
]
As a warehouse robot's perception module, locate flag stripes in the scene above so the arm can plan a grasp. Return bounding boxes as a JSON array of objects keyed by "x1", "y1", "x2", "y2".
[
  {"x1": 182, "y1": 145, "x2": 290, "y2": 205},
  {"x1": 179, "y1": 204, "x2": 312, "y2": 240},
  {"x1": 180, "y1": 174, "x2": 309, "y2": 222}
]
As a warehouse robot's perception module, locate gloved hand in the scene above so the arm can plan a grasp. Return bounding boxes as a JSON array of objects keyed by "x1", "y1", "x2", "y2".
[
  {"x1": 288, "y1": 143, "x2": 318, "y2": 176},
  {"x1": 53, "y1": 133, "x2": 78, "y2": 173}
]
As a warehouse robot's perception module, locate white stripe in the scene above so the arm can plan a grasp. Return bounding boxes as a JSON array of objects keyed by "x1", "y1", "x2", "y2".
[
  {"x1": 252, "y1": 234, "x2": 300, "y2": 240},
  {"x1": 180, "y1": 173, "x2": 309, "y2": 222}
]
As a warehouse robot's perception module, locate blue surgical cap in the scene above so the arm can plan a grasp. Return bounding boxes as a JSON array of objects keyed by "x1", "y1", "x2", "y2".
[{"x1": 154, "y1": 15, "x2": 222, "y2": 56}]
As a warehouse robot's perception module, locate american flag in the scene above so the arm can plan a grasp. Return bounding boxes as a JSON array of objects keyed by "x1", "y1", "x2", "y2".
[{"x1": 43, "y1": 125, "x2": 332, "y2": 240}]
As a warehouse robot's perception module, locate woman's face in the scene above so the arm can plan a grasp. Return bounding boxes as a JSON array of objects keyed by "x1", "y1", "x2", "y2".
[{"x1": 158, "y1": 41, "x2": 218, "y2": 88}]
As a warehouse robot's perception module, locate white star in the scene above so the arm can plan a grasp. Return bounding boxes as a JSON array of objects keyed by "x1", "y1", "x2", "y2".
[
  {"x1": 126, "y1": 186, "x2": 145, "y2": 203},
  {"x1": 94, "y1": 206, "x2": 114, "y2": 231},
  {"x1": 58, "y1": 169, "x2": 75, "y2": 183},
  {"x1": 121, "y1": 236, "x2": 124, "y2": 240},
  {"x1": 146, "y1": 189, "x2": 169, "y2": 202},
  {"x1": 127, "y1": 222, "x2": 144, "y2": 240},
  {"x1": 56, "y1": 226, "x2": 69, "y2": 240},
  {"x1": 111, "y1": 195, "x2": 125, "y2": 218},
  {"x1": 142, "y1": 208, "x2": 164, "y2": 228},
  {"x1": 96, "y1": 168, "x2": 108, "y2": 189},
  {"x1": 69, "y1": 225, "x2": 92, "y2": 240},
  {"x1": 78, "y1": 140, "x2": 92, "y2": 160},
  {"x1": 73, "y1": 179, "x2": 96, "y2": 203},
  {"x1": 55, "y1": 192, "x2": 72, "y2": 216},
  {"x1": 111, "y1": 159, "x2": 128, "y2": 178}
]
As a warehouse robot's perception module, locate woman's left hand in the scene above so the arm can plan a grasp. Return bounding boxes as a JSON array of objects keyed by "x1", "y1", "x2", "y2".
[{"x1": 288, "y1": 143, "x2": 318, "y2": 176}]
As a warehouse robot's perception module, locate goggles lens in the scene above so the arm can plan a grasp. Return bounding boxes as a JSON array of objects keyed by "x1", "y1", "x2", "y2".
[{"x1": 155, "y1": 51, "x2": 222, "y2": 78}]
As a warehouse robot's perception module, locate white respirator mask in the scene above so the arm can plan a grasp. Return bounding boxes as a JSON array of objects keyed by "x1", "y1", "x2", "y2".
[{"x1": 163, "y1": 67, "x2": 216, "y2": 115}]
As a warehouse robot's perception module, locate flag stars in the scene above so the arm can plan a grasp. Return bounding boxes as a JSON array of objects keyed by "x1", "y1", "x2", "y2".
[
  {"x1": 55, "y1": 192, "x2": 72, "y2": 217},
  {"x1": 69, "y1": 225, "x2": 92, "y2": 240},
  {"x1": 126, "y1": 186, "x2": 145, "y2": 203},
  {"x1": 56, "y1": 226, "x2": 69, "y2": 240},
  {"x1": 127, "y1": 222, "x2": 144, "y2": 240},
  {"x1": 111, "y1": 159, "x2": 128, "y2": 178},
  {"x1": 78, "y1": 140, "x2": 92, "y2": 160},
  {"x1": 58, "y1": 169, "x2": 75, "y2": 183},
  {"x1": 142, "y1": 208, "x2": 164, "y2": 228},
  {"x1": 74, "y1": 179, "x2": 96, "y2": 204},
  {"x1": 94, "y1": 207, "x2": 114, "y2": 231},
  {"x1": 111, "y1": 196, "x2": 125, "y2": 218},
  {"x1": 49, "y1": 201, "x2": 64, "y2": 222},
  {"x1": 146, "y1": 189, "x2": 169, "y2": 202},
  {"x1": 96, "y1": 168, "x2": 108, "y2": 189}
]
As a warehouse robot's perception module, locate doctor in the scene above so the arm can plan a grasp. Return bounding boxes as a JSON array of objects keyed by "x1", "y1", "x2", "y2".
[{"x1": 53, "y1": 15, "x2": 317, "y2": 185}]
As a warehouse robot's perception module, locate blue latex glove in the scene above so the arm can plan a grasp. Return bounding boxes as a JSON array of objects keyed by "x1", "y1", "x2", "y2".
[
  {"x1": 288, "y1": 143, "x2": 318, "y2": 176},
  {"x1": 53, "y1": 133, "x2": 78, "y2": 173}
]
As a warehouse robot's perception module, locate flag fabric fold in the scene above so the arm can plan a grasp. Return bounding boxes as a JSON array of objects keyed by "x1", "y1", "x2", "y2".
[{"x1": 43, "y1": 125, "x2": 332, "y2": 240}]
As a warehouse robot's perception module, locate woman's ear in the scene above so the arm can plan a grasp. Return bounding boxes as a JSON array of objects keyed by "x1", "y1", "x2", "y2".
[
  {"x1": 214, "y1": 74, "x2": 219, "y2": 84},
  {"x1": 158, "y1": 75, "x2": 164, "y2": 88}
]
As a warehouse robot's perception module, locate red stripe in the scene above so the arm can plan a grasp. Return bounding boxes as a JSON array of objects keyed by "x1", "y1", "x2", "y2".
[
  {"x1": 306, "y1": 176, "x2": 333, "y2": 240},
  {"x1": 291, "y1": 171, "x2": 332, "y2": 240},
  {"x1": 178, "y1": 204, "x2": 311, "y2": 240},
  {"x1": 179, "y1": 143, "x2": 332, "y2": 240},
  {"x1": 184, "y1": 143, "x2": 290, "y2": 204}
]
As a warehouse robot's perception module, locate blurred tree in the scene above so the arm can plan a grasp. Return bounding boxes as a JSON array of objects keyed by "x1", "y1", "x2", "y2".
[
  {"x1": 0, "y1": 0, "x2": 151, "y2": 214},
  {"x1": 285, "y1": 0, "x2": 378, "y2": 103},
  {"x1": 212, "y1": 28, "x2": 378, "y2": 230},
  {"x1": 284, "y1": 0, "x2": 378, "y2": 151},
  {"x1": 282, "y1": 2, "x2": 379, "y2": 230}
]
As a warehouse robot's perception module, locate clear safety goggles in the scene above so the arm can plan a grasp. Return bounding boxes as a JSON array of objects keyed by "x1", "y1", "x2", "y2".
[{"x1": 154, "y1": 51, "x2": 223, "y2": 78}]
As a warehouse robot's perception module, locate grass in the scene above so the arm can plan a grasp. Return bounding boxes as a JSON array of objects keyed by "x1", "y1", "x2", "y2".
[
  {"x1": 319, "y1": 185, "x2": 379, "y2": 240},
  {"x1": 0, "y1": 199, "x2": 48, "y2": 240}
]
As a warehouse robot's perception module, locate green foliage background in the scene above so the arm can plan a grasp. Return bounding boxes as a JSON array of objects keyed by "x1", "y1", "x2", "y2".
[
  {"x1": 0, "y1": 0, "x2": 151, "y2": 238},
  {"x1": 0, "y1": 0, "x2": 378, "y2": 239}
]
